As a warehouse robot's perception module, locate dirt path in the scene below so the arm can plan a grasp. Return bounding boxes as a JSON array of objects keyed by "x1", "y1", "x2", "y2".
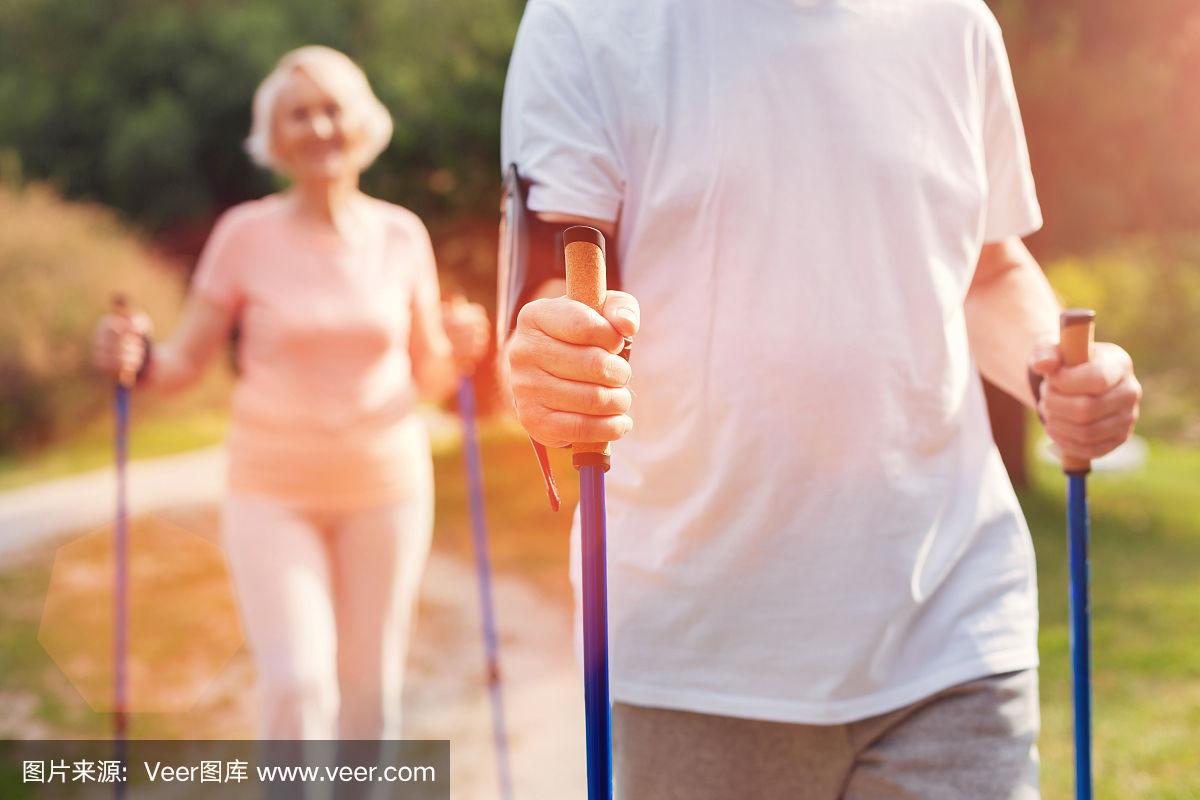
[
  {"x1": 410, "y1": 552, "x2": 585, "y2": 799},
  {"x1": 0, "y1": 445, "x2": 586, "y2": 799},
  {"x1": 0, "y1": 446, "x2": 227, "y2": 558}
]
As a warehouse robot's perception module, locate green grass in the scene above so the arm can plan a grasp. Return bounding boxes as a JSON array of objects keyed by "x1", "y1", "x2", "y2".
[
  {"x1": 1023, "y1": 440, "x2": 1200, "y2": 799},
  {"x1": 0, "y1": 365, "x2": 236, "y2": 492},
  {"x1": 1, "y1": 424, "x2": 1197, "y2": 798},
  {"x1": 0, "y1": 406, "x2": 228, "y2": 491}
]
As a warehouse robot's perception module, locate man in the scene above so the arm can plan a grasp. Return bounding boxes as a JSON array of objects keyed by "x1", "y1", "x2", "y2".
[{"x1": 500, "y1": 1, "x2": 1141, "y2": 797}]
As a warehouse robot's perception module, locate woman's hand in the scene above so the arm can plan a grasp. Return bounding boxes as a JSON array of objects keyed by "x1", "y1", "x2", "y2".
[
  {"x1": 442, "y1": 296, "x2": 491, "y2": 373},
  {"x1": 92, "y1": 305, "x2": 153, "y2": 384}
]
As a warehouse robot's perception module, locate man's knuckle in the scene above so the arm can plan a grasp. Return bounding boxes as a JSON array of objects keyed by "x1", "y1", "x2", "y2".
[
  {"x1": 533, "y1": 409, "x2": 559, "y2": 438},
  {"x1": 564, "y1": 413, "x2": 589, "y2": 443},
  {"x1": 582, "y1": 385, "x2": 609, "y2": 414},
  {"x1": 614, "y1": 387, "x2": 633, "y2": 414},
  {"x1": 519, "y1": 405, "x2": 551, "y2": 438},
  {"x1": 603, "y1": 415, "x2": 628, "y2": 440},
  {"x1": 592, "y1": 386, "x2": 628, "y2": 415},
  {"x1": 519, "y1": 332, "x2": 559, "y2": 369},
  {"x1": 517, "y1": 300, "x2": 550, "y2": 331},
  {"x1": 1071, "y1": 396, "x2": 1095, "y2": 421},
  {"x1": 566, "y1": 310, "x2": 598, "y2": 343},
  {"x1": 598, "y1": 354, "x2": 627, "y2": 386},
  {"x1": 586, "y1": 349, "x2": 610, "y2": 381},
  {"x1": 507, "y1": 335, "x2": 531, "y2": 365}
]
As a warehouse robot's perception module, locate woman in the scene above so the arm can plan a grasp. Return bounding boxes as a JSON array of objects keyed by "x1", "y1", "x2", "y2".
[{"x1": 93, "y1": 45, "x2": 490, "y2": 740}]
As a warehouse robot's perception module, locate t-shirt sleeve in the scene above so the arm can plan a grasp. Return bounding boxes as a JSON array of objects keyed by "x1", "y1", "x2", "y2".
[
  {"x1": 500, "y1": 0, "x2": 623, "y2": 222},
  {"x1": 980, "y1": 17, "x2": 1042, "y2": 243},
  {"x1": 190, "y1": 209, "x2": 247, "y2": 311}
]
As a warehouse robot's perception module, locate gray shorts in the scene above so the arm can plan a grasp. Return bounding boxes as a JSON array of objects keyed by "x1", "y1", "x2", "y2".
[{"x1": 614, "y1": 670, "x2": 1040, "y2": 800}]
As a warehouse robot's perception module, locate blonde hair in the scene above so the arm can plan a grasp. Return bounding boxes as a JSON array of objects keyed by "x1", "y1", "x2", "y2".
[{"x1": 245, "y1": 45, "x2": 393, "y2": 173}]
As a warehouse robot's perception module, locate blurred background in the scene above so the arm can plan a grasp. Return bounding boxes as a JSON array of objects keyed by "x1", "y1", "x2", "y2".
[{"x1": 0, "y1": 1, "x2": 1197, "y2": 798}]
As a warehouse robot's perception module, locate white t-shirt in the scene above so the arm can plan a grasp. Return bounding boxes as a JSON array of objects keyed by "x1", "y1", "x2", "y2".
[{"x1": 502, "y1": 0, "x2": 1044, "y2": 724}]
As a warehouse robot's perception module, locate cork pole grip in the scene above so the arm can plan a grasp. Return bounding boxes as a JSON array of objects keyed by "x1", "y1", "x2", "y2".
[
  {"x1": 1060, "y1": 308, "x2": 1097, "y2": 474},
  {"x1": 563, "y1": 227, "x2": 611, "y2": 461}
]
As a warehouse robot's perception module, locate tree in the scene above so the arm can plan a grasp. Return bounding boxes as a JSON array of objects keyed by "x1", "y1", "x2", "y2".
[{"x1": 0, "y1": 0, "x2": 523, "y2": 229}]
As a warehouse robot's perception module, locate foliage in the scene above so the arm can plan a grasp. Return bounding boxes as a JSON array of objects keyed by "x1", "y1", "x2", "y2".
[
  {"x1": 1, "y1": 0, "x2": 1198, "y2": 258},
  {"x1": 0, "y1": 185, "x2": 185, "y2": 452},
  {"x1": 1, "y1": 0, "x2": 1197, "y2": 451},
  {"x1": 1046, "y1": 239, "x2": 1200, "y2": 441},
  {"x1": 0, "y1": 0, "x2": 522, "y2": 229},
  {"x1": 989, "y1": 0, "x2": 1200, "y2": 257}
]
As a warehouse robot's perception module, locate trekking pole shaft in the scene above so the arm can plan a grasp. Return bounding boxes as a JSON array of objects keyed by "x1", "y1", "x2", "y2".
[
  {"x1": 564, "y1": 225, "x2": 614, "y2": 800},
  {"x1": 580, "y1": 465, "x2": 611, "y2": 799},
  {"x1": 458, "y1": 377, "x2": 515, "y2": 800},
  {"x1": 1060, "y1": 308, "x2": 1096, "y2": 800},
  {"x1": 111, "y1": 296, "x2": 134, "y2": 800},
  {"x1": 1067, "y1": 474, "x2": 1092, "y2": 800},
  {"x1": 114, "y1": 382, "x2": 130, "y2": 800}
]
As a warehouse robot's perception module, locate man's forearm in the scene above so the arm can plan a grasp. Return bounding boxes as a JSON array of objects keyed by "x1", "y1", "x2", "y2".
[{"x1": 965, "y1": 238, "x2": 1061, "y2": 408}]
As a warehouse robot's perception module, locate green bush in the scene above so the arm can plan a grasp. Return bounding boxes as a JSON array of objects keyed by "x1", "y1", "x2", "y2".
[
  {"x1": 0, "y1": 185, "x2": 185, "y2": 452},
  {"x1": 0, "y1": 0, "x2": 521, "y2": 230}
]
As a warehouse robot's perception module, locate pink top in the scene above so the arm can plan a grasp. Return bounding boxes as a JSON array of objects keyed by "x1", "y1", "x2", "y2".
[{"x1": 192, "y1": 194, "x2": 438, "y2": 510}]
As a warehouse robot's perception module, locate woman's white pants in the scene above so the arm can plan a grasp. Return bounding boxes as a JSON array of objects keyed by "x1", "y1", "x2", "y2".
[{"x1": 222, "y1": 490, "x2": 433, "y2": 740}]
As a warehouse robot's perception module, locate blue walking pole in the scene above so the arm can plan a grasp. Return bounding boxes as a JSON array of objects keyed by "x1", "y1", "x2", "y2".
[
  {"x1": 562, "y1": 226, "x2": 614, "y2": 800},
  {"x1": 457, "y1": 375, "x2": 515, "y2": 800},
  {"x1": 1059, "y1": 309, "x2": 1096, "y2": 800},
  {"x1": 111, "y1": 296, "x2": 135, "y2": 800},
  {"x1": 578, "y1": 462, "x2": 611, "y2": 800}
]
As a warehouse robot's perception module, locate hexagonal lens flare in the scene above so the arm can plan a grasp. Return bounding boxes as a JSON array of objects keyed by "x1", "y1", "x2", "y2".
[{"x1": 38, "y1": 515, "x2": 244, "y2": 715}]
